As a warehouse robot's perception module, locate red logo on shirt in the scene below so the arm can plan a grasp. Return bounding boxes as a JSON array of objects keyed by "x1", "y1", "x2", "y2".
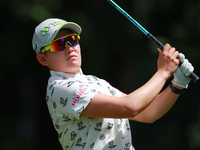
[{"x1": 71, "y1": 87, "x2": 87, "y2": 106}]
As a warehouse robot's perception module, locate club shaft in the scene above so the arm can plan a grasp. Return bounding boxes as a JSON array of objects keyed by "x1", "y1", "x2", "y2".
[
  {"x1": 107, "y1": 0, "x2": 163, "y2": 49},
  {"x1": 107, "y1": 0, "x2": 199, "y2": 83}
]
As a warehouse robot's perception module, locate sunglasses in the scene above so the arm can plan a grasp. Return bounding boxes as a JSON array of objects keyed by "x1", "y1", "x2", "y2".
[{"x1": 40, "y1": 33, "x2": 80, "y2": 53}]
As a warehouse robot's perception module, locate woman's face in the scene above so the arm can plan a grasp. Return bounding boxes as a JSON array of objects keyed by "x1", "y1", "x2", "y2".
[{"x1": 42, "y1": 29, "x2": 82, "y2": 74}]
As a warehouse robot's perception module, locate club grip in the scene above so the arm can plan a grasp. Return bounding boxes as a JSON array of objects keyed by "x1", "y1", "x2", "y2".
[
  {"x1": 147, "y1": 33, "x2": 199, "y2": 83},
  {"x1": 189, "y1": 72, "x2": 199, "y2": 83},
  {"x1": 147, "y1": 33, "x2": 164, "y2": 49}
]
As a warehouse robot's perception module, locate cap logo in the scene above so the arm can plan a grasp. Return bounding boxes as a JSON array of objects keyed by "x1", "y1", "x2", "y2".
[
  {"x1": 40, "y1": 21, "x2": 67, "y2": 36},
  {"x1": 50, "y1": 21, "x2": 67, "y2": 26},
  {"x1": 41, "y1": 25, "x2": 50, "y2": 36}
]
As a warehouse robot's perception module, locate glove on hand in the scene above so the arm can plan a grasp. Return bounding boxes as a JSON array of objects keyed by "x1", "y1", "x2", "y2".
[{"x1": 172, "y1": 53, "x2": 194, "y2": 88}]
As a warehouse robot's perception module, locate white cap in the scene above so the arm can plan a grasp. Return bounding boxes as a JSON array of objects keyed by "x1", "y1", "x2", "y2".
[{"x1": 32, "y1": 18, "x2": 82, "y2": 54}]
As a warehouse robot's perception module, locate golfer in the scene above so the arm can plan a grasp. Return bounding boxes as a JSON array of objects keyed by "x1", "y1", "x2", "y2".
[{"x1": 32, "y1": 18, "x2": 194, "y2": 150}]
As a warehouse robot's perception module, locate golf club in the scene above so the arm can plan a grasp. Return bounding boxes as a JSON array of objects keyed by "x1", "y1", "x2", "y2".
[{"x1": 107, "y1": 0, "x2": 199, "y2": 83}]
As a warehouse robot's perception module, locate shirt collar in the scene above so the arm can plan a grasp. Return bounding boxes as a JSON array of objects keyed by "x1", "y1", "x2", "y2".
[{"x1": 50, "y1": 69, "x2": 84, "y2": 79}]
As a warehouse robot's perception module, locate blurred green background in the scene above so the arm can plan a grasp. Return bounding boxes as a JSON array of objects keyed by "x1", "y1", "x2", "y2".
[{"x1": 1, "y1": 0, "x2": 200, "y2": 149}]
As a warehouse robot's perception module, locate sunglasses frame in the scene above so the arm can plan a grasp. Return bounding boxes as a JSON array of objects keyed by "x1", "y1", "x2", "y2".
[{"x1": 40, "y1": 33, "x2": 80, "y2": 53}]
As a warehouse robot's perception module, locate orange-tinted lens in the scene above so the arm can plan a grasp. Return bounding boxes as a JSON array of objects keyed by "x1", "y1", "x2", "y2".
[{"x1": 50, "y1": 34, "x2": 80, "y2": 52}]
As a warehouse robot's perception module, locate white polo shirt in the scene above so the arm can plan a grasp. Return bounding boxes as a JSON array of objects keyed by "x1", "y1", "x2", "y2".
[{"x1": 46, "y1": 70, "x2": 135, "y2": 150}]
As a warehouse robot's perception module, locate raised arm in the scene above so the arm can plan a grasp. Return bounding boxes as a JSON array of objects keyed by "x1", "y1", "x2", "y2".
[
  {"x1": 80, "y1": 44, "x2": 180, "y2": 119},
  {"x1": 129, "y1": 85, "x2": 180, "y2": 123},
  {"x1": 130, "y1": 53, "x2": 194, "y2": 123}
]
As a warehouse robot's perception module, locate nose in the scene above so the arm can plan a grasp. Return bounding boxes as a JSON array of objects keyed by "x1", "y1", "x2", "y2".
[{"x1": 65, "y1": 46, "x2": 75, "y2": 54}]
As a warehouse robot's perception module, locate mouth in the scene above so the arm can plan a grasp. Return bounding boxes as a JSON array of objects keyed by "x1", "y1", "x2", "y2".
[{"x1": 67, "y1": 55, "x2": 77, "y2": 60}]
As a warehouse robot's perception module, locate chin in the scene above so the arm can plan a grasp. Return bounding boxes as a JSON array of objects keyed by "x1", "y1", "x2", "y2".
[{"x1": 65, "y1": 67, "x2": 81, "y2": 74}]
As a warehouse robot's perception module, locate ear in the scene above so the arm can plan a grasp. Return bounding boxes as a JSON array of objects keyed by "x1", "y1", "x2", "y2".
[{"x1": 36, "y1": 54, "x2": 49, "y2": 66}]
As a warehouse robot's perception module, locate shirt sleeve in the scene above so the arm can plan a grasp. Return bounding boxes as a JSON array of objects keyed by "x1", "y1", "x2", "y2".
[
  {"x1": 51, "y1": 80, "x2": 97, "y2": 120},
  {"x1": 99, "y1": 78, "x2": 122, "y2": 97}
]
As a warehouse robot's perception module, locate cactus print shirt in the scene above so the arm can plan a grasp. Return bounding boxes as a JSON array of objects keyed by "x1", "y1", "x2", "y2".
[{"x1": 46, "y1": 70, "x2": 135, "y2": 150}]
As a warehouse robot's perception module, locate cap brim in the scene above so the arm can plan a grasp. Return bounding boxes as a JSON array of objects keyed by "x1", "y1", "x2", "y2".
[
  {"x1": 60, "y1": 22, "x2": 82, "y2": 35},
  {"x1": 41, "y1": 22, "x2": 82, "y2": 48}
]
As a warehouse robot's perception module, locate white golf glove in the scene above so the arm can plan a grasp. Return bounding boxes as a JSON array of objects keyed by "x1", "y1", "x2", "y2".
[{"x1": 172, "y1": 53, "x2": 194, "y2": 88}]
